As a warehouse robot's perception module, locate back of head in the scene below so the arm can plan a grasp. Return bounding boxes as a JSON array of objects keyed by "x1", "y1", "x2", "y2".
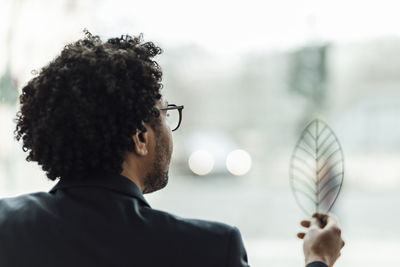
[{"x1": 14, "y1": 30, "x2": 163, "y2": 181}]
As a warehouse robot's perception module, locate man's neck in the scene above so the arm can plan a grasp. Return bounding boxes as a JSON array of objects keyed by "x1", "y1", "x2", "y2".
[{"x1": 120, "y1": 160, "x2": 145, "y2": 192}]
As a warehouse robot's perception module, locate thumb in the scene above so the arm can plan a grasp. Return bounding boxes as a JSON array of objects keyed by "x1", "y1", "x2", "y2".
[
  {"x1": 312, "y1": 212, "x2": 328, "y2": 228},
  {"x1": 309, "y1": 216, "x2": 320, "y2": 230},
  {"x1": 325, "y1": 214, "x2": 339, "y2": 229}
]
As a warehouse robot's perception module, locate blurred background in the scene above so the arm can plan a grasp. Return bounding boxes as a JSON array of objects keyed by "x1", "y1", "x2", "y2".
[{"x1": 1, "y1": 0, "x2": 400, "y2": 266}]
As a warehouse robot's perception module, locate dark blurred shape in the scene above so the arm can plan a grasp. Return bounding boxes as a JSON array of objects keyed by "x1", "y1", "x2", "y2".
[
  {"x1": 289, "y1": 44, "x2": 329, "y2": 107},
  {"x1": 0, "y1": 67, "x2": 18, "y2": 106},
  {"x1": 1, "y1": 0, "x2": 23, "y2": 106}
]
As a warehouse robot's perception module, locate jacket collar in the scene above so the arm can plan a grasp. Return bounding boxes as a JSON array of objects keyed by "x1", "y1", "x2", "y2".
[{"x1": 49, "y1": 171, "x2": 151, "y2": 207}]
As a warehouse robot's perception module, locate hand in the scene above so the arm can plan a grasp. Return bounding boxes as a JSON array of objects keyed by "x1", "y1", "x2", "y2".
[{"x1": 297, "y1": 212, "x2": 345, "y2": 267}]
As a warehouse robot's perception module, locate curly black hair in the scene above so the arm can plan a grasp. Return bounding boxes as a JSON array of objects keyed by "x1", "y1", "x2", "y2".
[{"x1": 14, "y1": 29, "x2": 163, "y2": 181}]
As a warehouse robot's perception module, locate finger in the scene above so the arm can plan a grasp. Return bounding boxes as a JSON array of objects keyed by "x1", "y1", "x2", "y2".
[
  {"x1": 297, "y1": 232, "x2": 305, "y2": 239},
  {"x1": 309, "y1": 216, "x2": 321, "y2": 229},
  {"x1": 325, "y1": 214, "x2": 340, "y2": 229},
  {"x1": 300, "y1": 220, "x2": 311, "y2": 228},
  {"x1": 312, "y1": 212, "x2": 328, "y2": 219},
  {"x1": 312, "y1": 212, "x2": 328, "y2": 228},
  {"x1": 311, "y1": 213, "x2": 324, "y2": 224}
]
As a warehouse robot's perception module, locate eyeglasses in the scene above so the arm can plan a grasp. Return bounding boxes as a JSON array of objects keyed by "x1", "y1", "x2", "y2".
[{"x1": 159, "y1": 104, "x2": 184, "y2": 131}]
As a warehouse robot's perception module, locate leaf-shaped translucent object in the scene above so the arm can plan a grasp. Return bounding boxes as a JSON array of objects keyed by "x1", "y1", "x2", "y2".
[{"x1": 289, "y1": 119, "x2": 344, "y2": 216}]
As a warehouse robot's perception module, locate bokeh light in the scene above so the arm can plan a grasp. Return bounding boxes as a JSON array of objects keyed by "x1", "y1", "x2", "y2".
[
  {"x1": 188, "y1": 150, "x2": 214, "y2": 176},
  {"x1": 226, "y1": 149, "x2": 252, "y2": 176}
]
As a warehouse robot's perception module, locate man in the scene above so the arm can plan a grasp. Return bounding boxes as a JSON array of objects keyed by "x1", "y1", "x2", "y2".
[{"x1": 1, "y1": 30, "x2": 344, "y2": 266}]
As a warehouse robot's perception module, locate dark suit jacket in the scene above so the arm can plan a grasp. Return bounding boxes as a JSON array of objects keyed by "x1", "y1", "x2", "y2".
[{"x1": 0, "y1": 172, "x2": 326, "y2": 267}]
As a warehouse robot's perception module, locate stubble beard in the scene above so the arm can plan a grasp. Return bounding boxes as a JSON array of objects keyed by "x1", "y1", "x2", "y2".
[{"x1": 142, "y1": 131, "x2": 171, "y2": 194}]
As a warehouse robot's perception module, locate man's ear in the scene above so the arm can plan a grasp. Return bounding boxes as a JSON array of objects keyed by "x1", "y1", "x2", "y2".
[{"x1": 132, "y1": 128, "x2": 150, "y2": 156}]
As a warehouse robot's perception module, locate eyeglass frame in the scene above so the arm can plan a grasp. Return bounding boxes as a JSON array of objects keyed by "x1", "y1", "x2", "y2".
[{"x1": 159, "y1": 104, "x2": 184, "y2": 131}]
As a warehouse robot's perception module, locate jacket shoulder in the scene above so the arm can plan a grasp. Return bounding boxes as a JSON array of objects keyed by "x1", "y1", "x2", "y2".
[
  {"x1": 144, "y1": 206, "x2": 235, "y2": 236},
  {"x1": 139, "y1": 207, "x2": 249, "y2": 265},
  {"x1": 0, "y1": 192, "x2": 53, "y2": 224}
]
